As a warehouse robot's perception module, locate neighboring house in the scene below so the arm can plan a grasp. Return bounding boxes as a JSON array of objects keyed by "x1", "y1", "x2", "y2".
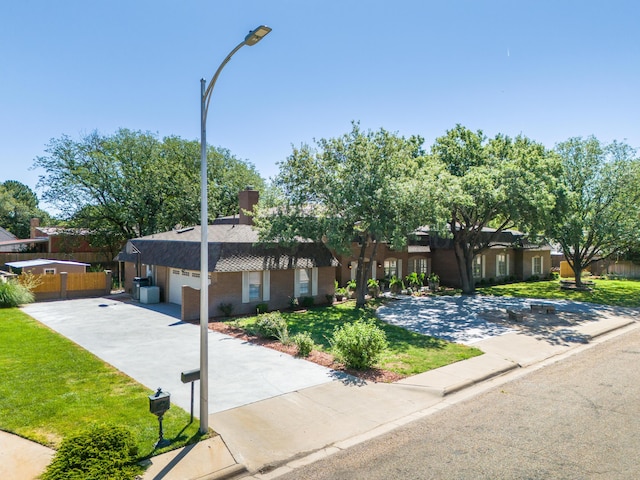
[
  {"x1": 29, "y1": 218, "x2": 100, "y2": 254},
  {"x1": 115, "y1": 189, "x2": 339, "y2": 321},
  {"x1": 335, "y1": 227, "x2": 552, "y2": 288},
  {"x1": 0, "y1": 226, "x2": 49, "y2": 253},
  {"x1": 0, "y1": 227, "x2": 21, "y2": 253},
  {"x1": 4, "y1": 259, "x2": 90, "y2": 275}
]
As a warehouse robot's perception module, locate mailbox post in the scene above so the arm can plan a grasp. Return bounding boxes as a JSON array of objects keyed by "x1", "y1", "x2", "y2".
[
  {"x1": 149, "y1": 387, "x2": 171, "y2": 448},
  {"x1": 181, "y1": 368, "x2": 200, "y2": 424}
]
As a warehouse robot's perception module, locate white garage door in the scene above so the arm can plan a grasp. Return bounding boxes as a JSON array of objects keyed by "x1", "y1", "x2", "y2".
[{"x1": 169, "y1": 269, "x2": 202, "y2": 305}]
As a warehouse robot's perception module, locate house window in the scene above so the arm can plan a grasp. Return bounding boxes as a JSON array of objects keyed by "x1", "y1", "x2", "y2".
[
  {"x1": 298, "y1": 269, "x2": 311, "y2": 296},
  {"x1": 410, "y1": 258, "x2": 428, "y2": 275},
  {"x1": 248, "y1": 272, "x2": 262, "y2": 302},
  {"x1": 243, "y1": 271, "x2": 268, "y2": 303},
  {"x1": 496, "y1": 253, "x2": 509, "y2": 277},
  {"x1": 44, "y1": 268, "x2": 56, "y2": 275},
  {"x1": 532, "y1": 256, "x2": 543, "y2": 276},
  {"x1": 295, "y1": 268, "x2": 318, "y2": 297},
  {"x1": 473, "y1": 255, "x2": 484, "y2": 279},
  {"x1": 384, "y1": 258, "x2": 399, "y2": 277}
]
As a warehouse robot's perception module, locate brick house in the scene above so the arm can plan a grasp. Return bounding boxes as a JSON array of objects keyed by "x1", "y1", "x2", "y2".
[
  {"x1": 116, "y1": 190, "x2": 338, "y2": 320},
  {"x1": 336, "y1": 227, "x2": 551, "y2": 288},
  {"x1": 29, "y1": 219, "x2": 99, "y2": 254}
]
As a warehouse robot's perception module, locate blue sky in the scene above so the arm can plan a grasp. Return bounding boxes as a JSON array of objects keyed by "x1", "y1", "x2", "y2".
[{"x1": 1, "y1": 1, "x2": 638, "y2": 207}]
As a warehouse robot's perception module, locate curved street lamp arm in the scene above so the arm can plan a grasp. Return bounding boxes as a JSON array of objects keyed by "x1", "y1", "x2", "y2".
[{"x1": 202, "y1": 40, "x2": 246, "y2": 125}]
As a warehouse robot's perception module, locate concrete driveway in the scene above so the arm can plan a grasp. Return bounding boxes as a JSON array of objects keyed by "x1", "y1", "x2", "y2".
[
  {"x1": 22, "y1": 298, "x2": 335, "y2": 415},
  {"x1": 376, "y1": 294, "x2": 624, "y2": 345}
]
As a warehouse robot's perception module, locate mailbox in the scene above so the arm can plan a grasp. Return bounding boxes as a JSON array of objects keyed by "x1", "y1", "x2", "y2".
[
  {"x1": 181, "y1": 369, "x2": 201, "y2": 384},
  {"x1": 149, "y1": 388, "x2": 171, "y2": 417}
]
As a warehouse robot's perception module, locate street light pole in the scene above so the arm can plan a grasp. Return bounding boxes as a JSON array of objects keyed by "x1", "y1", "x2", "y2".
[{"x1": 199, "y1": 25, "x2": 271, "y2": 434}]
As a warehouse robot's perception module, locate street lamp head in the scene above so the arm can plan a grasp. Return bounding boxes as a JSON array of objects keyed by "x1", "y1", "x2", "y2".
[{"x1": 244, "y1": 25, "x2": 272, "y2": 46}]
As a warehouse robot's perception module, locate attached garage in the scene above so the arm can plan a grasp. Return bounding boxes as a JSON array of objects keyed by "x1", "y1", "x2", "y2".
[{"x1": 168, "y1": 269, "x2": 202, "y2": 305}]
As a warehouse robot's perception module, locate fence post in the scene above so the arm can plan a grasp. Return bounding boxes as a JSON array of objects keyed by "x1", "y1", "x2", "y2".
[
  {"x1": 104, "y1": 270, "x2": 112, "y2": 295},
  {"x1": 60, "y1": 272, "x2": 68, "y2": 299}
]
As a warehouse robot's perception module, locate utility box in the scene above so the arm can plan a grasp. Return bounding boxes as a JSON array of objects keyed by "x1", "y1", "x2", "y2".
[
  {"x1": 133, "y1": 277, "x2": 151, "y2": 300},
  {"x1": 140, "y1": 286, "x2": 160, "y2": 304}
]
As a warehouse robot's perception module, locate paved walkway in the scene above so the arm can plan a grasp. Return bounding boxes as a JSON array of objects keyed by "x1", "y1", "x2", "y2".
[
  {"x1": 5, "y1": 295, "x2": 638, "y2": 479},
  {"x1": 376, "y1": 294, "x2": 627, "y2": 344}
]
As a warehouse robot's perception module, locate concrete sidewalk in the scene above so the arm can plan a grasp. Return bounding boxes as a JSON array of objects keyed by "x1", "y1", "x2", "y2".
[{"x1": 7, "y1": 300, "x2": 637, "y2": 480}]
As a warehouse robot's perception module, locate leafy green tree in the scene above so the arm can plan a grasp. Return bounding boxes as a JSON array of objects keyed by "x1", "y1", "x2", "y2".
[
  {"x1": 255, "y1": 123, "x2": 447, "y2": 308},
  {"x1": 429, "y1": 125, "x2": 560, "y2": 293},
  {"x1": 0, "y1": 180, "x2": 50, "y2": 239},
  {"x1": 547, "y1": 137, "x2": 640, "y2": 286},
  {"x1": 33, "y1": 129, "x2": 263, "y2": 252}
]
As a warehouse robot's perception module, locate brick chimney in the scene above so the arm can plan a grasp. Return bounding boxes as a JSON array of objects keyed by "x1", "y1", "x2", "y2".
[
  {"x1": 30, "y1": 218, "x2": 40, "y2": 239},
  {"x1": 238, "y1": 188, "x2": 259, "y2": 226}
]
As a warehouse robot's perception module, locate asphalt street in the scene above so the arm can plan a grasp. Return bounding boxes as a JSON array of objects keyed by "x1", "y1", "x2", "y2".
[{"x1": 275, "y1": 325, "x2": 640, "y2": 479}]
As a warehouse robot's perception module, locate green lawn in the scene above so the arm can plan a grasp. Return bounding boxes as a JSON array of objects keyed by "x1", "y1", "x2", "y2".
[
  {"x1": 478, "y1": 278, "x2": 640, "y2": 308},
  {"x1": 0, "y1": 308, "x2": 204, "y2": 456},
  {"x1": 230, "y1": 300, "x2": 482, "y2": 377}
]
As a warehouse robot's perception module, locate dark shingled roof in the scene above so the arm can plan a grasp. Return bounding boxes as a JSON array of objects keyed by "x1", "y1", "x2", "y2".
[{"x1": 115, "y1": 224, "x2": 338, "y2": 272}]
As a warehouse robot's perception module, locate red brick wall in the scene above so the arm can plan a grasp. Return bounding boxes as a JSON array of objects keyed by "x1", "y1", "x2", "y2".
[{"x1": 181, "y1": 266, "x2": 336, "y2": 321}]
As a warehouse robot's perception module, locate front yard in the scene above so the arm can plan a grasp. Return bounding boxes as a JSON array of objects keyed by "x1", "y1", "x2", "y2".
[
  {"x1": 215, "y1": 300, "x2": 483, "y2": 381},
  {"x1": 0, "y1": 308, "x2": 203, "y2": 455},
  {"x1": 478, "y1": 278, "x2": 640, "y2": 308}
]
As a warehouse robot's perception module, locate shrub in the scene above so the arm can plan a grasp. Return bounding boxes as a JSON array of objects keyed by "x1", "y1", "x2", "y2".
[
  {"x1": 218, "y1": 302, "x2": 233, "y2": 317},
  {"x1": 0, "y1": 280, "x2": 34, "y2": 308},
  {"x1": 335, "y1": 287, "x2": 348, "y2": 300},
  {"x1": 42, "y1": 424, "x2": 142, "y2": 480},
  {"x1": 389, "y1": 276, "x2": 404, "y2": 294},
  {"x1": 256, "y1": 302, "x2": 269, "y2": 314},
  {"x1": 300, "y1": 296, "x2": 315, "y2": 308},
  {"x1": 293, "y1": 331, "x2": 315, "y2": 357},
  {"x1": 404, "y1": 272, "x2": 422, "y2": 290},
  {"x1": 367, "y1": 278, "x2": 380, "y2": 297},
  {"x1": 330, "y1": 320, "x2": 388, "y2": 370},
  {"x1": 255, "y1": 311, "x2": 290, "y2": 344},
  {"x1": 288, "y1": 296, "x2": 299, "y2": 310}
]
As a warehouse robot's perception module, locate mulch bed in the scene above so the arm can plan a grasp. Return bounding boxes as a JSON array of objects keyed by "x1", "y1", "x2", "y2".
[{"x1": 208, "y1": 321, "x2": 403, "y2": 383}]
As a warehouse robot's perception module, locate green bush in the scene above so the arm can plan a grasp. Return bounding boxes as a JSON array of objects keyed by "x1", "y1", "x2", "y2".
[
  {"x1": 255, "y1": 311, "x2": 290, "y2": 344},
  {"x1": 256, "y1": 302, "x2": 269, "y2": 314},
  {"x1": 300, "y1": 296, "x2": 315, "y2": 308},
  {"x1": 218, "y1": 302, "x2": 233, "y2": 317},
  {"x1": 0, "y1": 280, "x2": 34, "y2": 308},
  {"x1": 293, "y1": 331, "x2": 315, "y2": 357},
  {"x1": 42, "y1": 424, "x2": 142, "y2": 480},
  {"x1": 330, "y1": 320, "x2": 388, "y2": 370},
  {"x1": 389, "y1": 276, "x2": 404, "y2": 294}
]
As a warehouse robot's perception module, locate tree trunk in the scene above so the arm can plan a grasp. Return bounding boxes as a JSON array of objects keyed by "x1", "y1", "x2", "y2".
[
  {"x1": 572, "y1": 251, "x2": 584, "y2": 288},
  {"x1": 453, "y1": 236, "x2": 475, "y2": 294},
  {"x1": 355, "y1": 240, "x2": 368, "y2": 309}
]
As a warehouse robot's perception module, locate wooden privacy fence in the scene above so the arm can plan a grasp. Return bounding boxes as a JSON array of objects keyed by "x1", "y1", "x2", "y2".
[
  {"x1": 20, "y1": 271, "x2": 112, "y2": 301},
  {"x1": 560, "y1": 260, "x2": 640, "y2": 279}
]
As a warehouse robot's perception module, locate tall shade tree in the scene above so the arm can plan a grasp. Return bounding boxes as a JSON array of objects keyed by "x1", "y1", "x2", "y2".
[
  {"x1": 0, "y1": 180, "x2": 50, "y2": 239},
  {"x1": 430, "y1": 125, "x2": 559, "y2": 294},
  {"x1": 547, "y1": 137, "x2": 640, "y2": 287},
  {"x1": 33, "y1": 129, "x2": 263, "y2": 252},
  {"x1": 254, "y1": 123, "x2": 448, "y2": 308}
]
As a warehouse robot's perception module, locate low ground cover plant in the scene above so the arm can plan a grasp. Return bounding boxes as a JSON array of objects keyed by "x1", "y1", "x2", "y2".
[{"x1": 42, "y1": 424, "x2": 142, "y2": 480}]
